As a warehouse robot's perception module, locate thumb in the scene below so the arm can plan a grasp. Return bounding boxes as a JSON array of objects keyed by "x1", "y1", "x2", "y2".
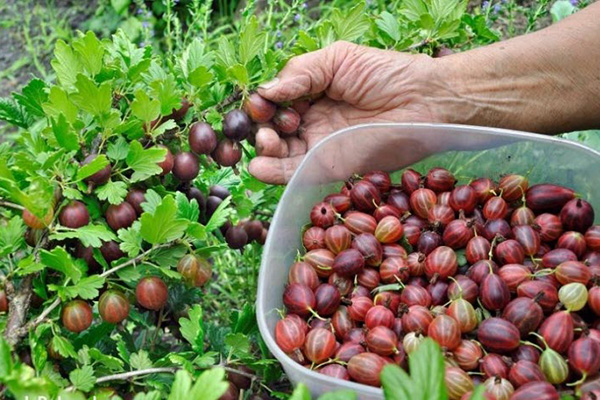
[{"x1": 258, "y1": 41, "x2": 351, "y2": 102}]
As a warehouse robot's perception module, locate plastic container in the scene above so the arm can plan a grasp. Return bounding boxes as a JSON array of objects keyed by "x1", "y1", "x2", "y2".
[{"x1": 256, "y1": 123, "x2": 600, "y2": 399}]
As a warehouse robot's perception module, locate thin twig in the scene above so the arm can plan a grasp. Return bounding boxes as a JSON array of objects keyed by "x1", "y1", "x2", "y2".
[
  {"x1": 17, "y1": 243, "x2": 174, "y2": 338},
  {"x1": 95, "y1": 367, "x2": 179, "y2": 384},
  {"x1": 0, "y1": 201, "x2": 25, "y2": 211}
]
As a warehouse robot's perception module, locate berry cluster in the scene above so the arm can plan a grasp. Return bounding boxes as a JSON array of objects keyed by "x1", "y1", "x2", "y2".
[{"x1": 276, "y1": 167, "x2": 600, "y2": 399}]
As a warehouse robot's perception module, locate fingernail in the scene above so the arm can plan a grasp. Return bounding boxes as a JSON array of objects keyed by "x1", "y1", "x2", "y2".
[{"x1": 259, "y1": 77, "x2": 279, "y2": 90}]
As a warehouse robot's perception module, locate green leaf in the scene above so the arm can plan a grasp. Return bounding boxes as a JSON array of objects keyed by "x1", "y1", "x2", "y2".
[
  {"x1": 126, "y1": 141, "x2": 166, "y2": 182},
  {"x1": 57, "y1": 389, "x2": 87, "y2": 400},
  {"x1": 16, "y1": 255, "x2": 45, "y2": 276},
  {"x1": 295, "y1": 31, "x2": 319, "y2": 52},
  {"x1": 50, "y1": 224, "x2": 117, "y2": 248},
  {"x1": 381, "y1": 364, "x2": 414, "y2": 400},
  {"x1": 331, "y1": 3, "x2": 370, "y2": 42},
  {"x1": 376, "y1": 12, "x2": 401, "y2": 42},
  {"x1": 215, "y1": 36, "x2": 237, "y2": 69},
  {"x1": 118, "y1": 221, "x2": 143, "y2": 257},
  {"x1": 57, "y1": 275, "x2": 105, "y2": 300},
  {"x1": 188, "y1": 66, "x2": 214, "y2": 88},
  {"x1": 179, "y1": 305, "x2": 204, "y2": 352},
  {"x1": 40, "y1": 247, "x2": 82, "y2": 283},
  {"x1": 205, "y1": 196, "x2": 233, "y2": 233},
  {"x1": 111, "y1": 0, "x2": 130, "y2": 14},
  {"x1": 43, "y1": 86, "x2": 79, "y2": 124},
  {"x1": 69, "y1": 365, "x2": 96, "y2": 392},
  {"x1": 70, "y1": 74, "x2": 112, "y2": 117},
  {"x1": 409, "y1": 338, "x2": 447, "y2": 400},
  {"x1": 51, "y1": 114, "x2": 79, "y2": 151},
  {"x1": 430, "y1": 0, "x2": 460, "y2": 23},
  {"x1": 168, "y1": 370, "x2": 192, "y2": 400},
  {"x1": 401, "y1": 0, "x2": 428, "y2": 21},
  {"x1": 0, "y1": 337, "x2": 14, "y2": 378},
  {"x1": 225, "y1": 333, "x2": 250, "y2": 358},
  {"x1": 88, "y1": 348, "x2": 125, "y2": 371},
  {"x1": 319, "y1": 391, "x2": 357, "y2": 400},
  {"x1": 95, "y1": 180, "x2": 128, "y2": 205},
  {"x1": 188, "y1": 367, "x2": 229, "y2": 400},
  {"x1": 140, "y1": 195, "x2": 188, "y2": 244},
  {"x1": 130, "y1": 350, "x2": 153, "y2": 370},
  {"x1": 551, "y1": 0, "x2": 576, "y2": 22},
  {"x1": 51, "y1": 39, "x2": 84, "y2": 88},
  {"x1": 72, "y1": 31, "x2": 105, "y2": 76},
  {"x1": 0, "y1": 216, "x2": 26, "y2": 257},
  {"x1": 151, "y1": 119, "x2": 178, "y2": 138},
  {"x1": 239, "y1": 16, "x2": 265, "y2": 65},
  {"x1": 469, "y1": 385, "x2": 486, "y2": 400},
  {"x1": 227, "y1": 64, "x2": 250, "y2": 87},
  {"x1": 13, "y1": 78, "x2": 48, "y2": 117},
  {"x1": 77, "y1": 154, "x2": 109, "y2": 181},
  {"x1": 0, "y1": 97, "x2": 32, "y2": 128},
  {"x1": 106, "y1": 136, "x2": 129, "y2": 161},
  {"x1": 176, "y1": 191, "x2": 200, "y2": 222},
  {"x1": 52, "y1": 335, "x2": 78, "y2": 359},
  {"x1": 289, "y1": 384, "x2": 311, "y2": 400},
  {"x1": 150, "y1": 75, "x2": 182, "y2": 116},
  {"x1": 131, "y1": 90, "x2": 160, "y2": 122}
]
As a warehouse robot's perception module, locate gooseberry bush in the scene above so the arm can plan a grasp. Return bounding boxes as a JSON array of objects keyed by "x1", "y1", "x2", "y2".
[{"x1": 0, "y1": 0, "x2": 591, "y2": 399}]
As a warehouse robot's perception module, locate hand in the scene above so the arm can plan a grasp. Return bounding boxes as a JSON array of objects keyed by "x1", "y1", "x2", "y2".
[{"x1": 248, "y1": 41, "x2": 447, "y2": 185}]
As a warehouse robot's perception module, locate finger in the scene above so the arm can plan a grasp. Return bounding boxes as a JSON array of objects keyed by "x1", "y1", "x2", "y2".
[
  {"x1": 258, "y1": 41, "x2": 354, "y2": 102},
  {"x1": 248, "y1": 155, "x2": 305, "y2": 185},
  {"x1": 285, "y1": 137, "x2": 307, "y2": 157},
  {"x1": 255, "y1": 127, "x2": 288, "y2": 157}
]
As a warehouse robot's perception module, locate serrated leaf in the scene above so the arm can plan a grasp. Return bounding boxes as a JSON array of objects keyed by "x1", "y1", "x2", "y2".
[
  {"x1": 239, "y1": 16, "x2": 265, "y2": 65},
  {"x1": 0, "y1": 98, "x2": 32, "y2": 128},
  {"x1": 224, "y1": 333, "x2": 250, "y2": 358},
  {"x1": 118, "y1": 221, "x2": 142, "y2": 257},
  {"x1": 150, "y1": 75, "x2": 182, "y2": 116},
  {"x1": 69, "y1": 365, "x2": 96, "y2": 392},
  {"x1": 70, "y1": 74, "x2": 112, "y2": 117},
  {"x1": 188, "y1": 368, "x2": 229, "y2": 400},
  {"x1": 72, "y1": 31, "x2": 104, "y2": 76},
  {"x1": 77, "y1": 154, "x2": 109, "y2": 181},
  {"x1": 107, "y1": 136, "x2": 129, "y2": 161},
  {"x1": 51, "y1": 114, "x2": 79, "y2": 151},
  {"x1": 52, "y1": 335, "x2": 78, "y2": 359},
  {"x1": 188, "y1": 66, "x2": 213, "y2": 88},
  {"x1": 50, "y1": 224, "x2": 116, "y2": 248},
  {"x1": 331, "y1": 3, "x2": 370, "y2": 42},
  {"x1": 58, "y1": 275, "x2": 105, "y2": 300},
  {"x1": 176, "y1": 192, "x2": 199, "y2": 222},
  {"x1": 130, "y1": 350, "x2": 153, "y2": 370},
  {"x1": 0, "y1": 216, "x2": 26, "y2": 257},
  {"x1": 140, "y1": 195, "x2": 188, "y2": 244},
  {"x1": 43, "y1": 86, "x2": 78, "y2": 124},
  {"x1": 168, "y1": 370, "x2": 192, "y2": 400},
  {"x1": 126, "y1": 141, "x2": 166, "y2": 182},
  {"x1": 151, "y1": 119, "x2": 177, "y2": 138},
  {"x1": 13, "y1": 78, "x2": 48, "y2": 117},
  {"x1": 227, "y1": 64, "x2": 249, "y2": 87},
  {"x1": 16, "y1": 255, "x2": 45, "y2": 276},
  {"x1": 204, "y1": 196, "x2": 233, "y2": 233},
  {"x1": 40, "y1": 247, "x2": 82, "y2": 283},
  {"x1": 95, "y1": 180, "x2": 128, "y2": 205},
  {"x1": 186, "y1": 222, "x2": 207, "y2": 240},
  {"x1": 377, "y1": 12, "x2": 401, "y2": 41},
  {"x1": 89, "y1": 348, "x2": 125, "y2": 371},
  {"x1": 179, "y1": 305, "x2": 204, "y2": 352},
  {"x1": 131, "y1": 90, "x2": 160, "y2": 122},
  {"x1": 52, "y1": 40, "x2": 84, "y2": 88}
]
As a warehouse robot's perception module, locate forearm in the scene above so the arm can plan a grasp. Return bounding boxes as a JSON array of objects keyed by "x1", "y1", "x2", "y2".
[{"x1": 433, "y1": 2, "x2": 600, "y2": 134}]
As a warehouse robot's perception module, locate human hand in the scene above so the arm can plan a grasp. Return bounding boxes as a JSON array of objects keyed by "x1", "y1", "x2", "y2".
[{"x1": 248, "y1": 41, "x2": 447, "y2": 185}]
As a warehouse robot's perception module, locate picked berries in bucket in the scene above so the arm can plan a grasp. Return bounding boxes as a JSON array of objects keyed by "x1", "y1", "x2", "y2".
[{"x1": 275, "y1": 167, "x2": 600, "y2": 398}]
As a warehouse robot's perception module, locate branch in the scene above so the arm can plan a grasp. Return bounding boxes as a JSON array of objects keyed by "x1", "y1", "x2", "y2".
[
  {"x1": 95, "y1": 367, "x2": 179, "y2": 384},
  {"x1": 20, "y1": 243, "x2": 174, "y2": 335},
  {"x1": 0, "y1": 201, "x2": 25, "y2": 211}
]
